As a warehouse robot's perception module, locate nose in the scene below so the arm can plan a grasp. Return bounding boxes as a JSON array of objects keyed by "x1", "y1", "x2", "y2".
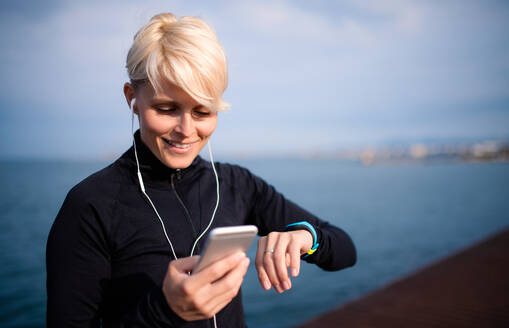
[{"x1": 174, "y1": 111, "x2": 194, "y2": 137}]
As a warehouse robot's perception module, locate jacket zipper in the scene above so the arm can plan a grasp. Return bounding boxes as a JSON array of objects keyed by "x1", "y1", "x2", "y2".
[{"x1": 171, "y1": 171, "x2": 198, "y2": 239}]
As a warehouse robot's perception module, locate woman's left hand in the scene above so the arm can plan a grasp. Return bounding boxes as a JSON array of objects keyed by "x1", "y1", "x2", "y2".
[{"x1": 255, "y1": 230, "x2": 313, "y2": 293}]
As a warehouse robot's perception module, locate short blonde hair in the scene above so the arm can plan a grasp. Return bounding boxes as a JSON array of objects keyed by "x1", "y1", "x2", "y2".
[{"x1": 126, "y1": 13, "x2": 229, "y2": 111}]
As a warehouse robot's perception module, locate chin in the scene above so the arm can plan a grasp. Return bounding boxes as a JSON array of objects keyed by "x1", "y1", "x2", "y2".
[{"x1": 162, "y1": 155, "x2": 195, "y2": 169}]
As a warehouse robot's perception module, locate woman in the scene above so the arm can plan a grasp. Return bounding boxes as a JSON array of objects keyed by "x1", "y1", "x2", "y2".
[{"x1": 46, "y1": 13, "x2": 356, "y2": 327}]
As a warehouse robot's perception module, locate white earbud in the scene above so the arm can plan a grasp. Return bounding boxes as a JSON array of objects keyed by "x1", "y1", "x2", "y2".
[{"x1": 130, "y1": 98, "x2": 137, "y2": 133}]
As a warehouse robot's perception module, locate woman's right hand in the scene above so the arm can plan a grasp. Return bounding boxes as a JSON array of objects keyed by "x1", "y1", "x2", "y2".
[{"x1": 162, "y1": 252, "x2": 250, "y2": 321}]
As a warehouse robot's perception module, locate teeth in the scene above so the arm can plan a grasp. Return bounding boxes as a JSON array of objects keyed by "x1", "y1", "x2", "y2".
[{"x1": 170, "y1": 142, "x2": 191, "y2": 149}]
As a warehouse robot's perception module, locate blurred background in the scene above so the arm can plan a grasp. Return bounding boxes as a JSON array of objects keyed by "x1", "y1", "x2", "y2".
[{"x1": 0, "y1": 1, "x2": 508, "y2": 327}]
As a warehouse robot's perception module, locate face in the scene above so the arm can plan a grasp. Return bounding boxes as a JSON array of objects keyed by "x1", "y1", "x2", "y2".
[{"x1": 124, "y1": 80, "x2": 218, "y2": 169}]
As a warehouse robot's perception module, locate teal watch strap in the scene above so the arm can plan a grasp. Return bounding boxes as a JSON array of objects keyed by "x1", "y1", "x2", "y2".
[{"x1": 285, "y1": 221, "x2": 319, "y2": 258}]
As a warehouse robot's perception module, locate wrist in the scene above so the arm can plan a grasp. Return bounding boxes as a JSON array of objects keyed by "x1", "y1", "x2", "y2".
[
  {"x1": 293, "y1": 230, "x2": 313, "y2": 255},
  {"x1": 285, "y1": 221, "x2": 320, "y2": 258}
]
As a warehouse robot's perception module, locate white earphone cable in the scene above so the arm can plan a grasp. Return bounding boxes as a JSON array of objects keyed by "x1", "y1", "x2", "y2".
[
  {"x1": 132, "y1": 107, "x2": 178, "y2": 260},
  {"x1": 190, "y1": 140, "x2": 220, "y2": 256},
  {"x1": 131, "y1": 99, "x2": 220, "y2": 327}
]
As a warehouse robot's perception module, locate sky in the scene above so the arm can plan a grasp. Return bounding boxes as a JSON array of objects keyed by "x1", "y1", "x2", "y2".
[{"x1": 0, "y1": 0, "x2": 508, "y2": 160}]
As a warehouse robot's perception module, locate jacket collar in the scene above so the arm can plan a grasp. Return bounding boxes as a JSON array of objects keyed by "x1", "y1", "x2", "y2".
[{"x1": 122, "y1": 130, "x2": 202, "y2": 186}]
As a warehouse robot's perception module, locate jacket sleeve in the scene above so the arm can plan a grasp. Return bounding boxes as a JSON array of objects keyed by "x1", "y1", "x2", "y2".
[
  {"x1": 240, "y1": 168, "x2": 356, "y2": 271},
  {"x1": 46, "y1": 186, "x2": 186, "y2": 327}
]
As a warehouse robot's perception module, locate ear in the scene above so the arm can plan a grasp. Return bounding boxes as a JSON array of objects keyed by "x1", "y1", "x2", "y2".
[{"x1": 123, "y1": 82, "x2": 138, "y2": 114}]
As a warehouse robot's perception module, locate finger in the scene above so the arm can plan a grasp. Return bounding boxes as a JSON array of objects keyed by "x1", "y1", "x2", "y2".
[
  {"x1": 205, "y1": 257, "x2": 250, "y2": 315},
  {"x1": 166, "y1": 256, "x2": 200, "y2": 294},
  {"x1": 263, "y1": 233, "x2": 282, "y2": 293},
  {"x1": 193, "y1": 257, "x2": 250, "y2": 318},
  {"x1": 192, "y1": 252, "x2": 246, "y2": 289},
  {"x1": 210, "y1": 257, "x2": 249, "y2": 292},
  {"x1": 288, "y1": 242, "x2": 301, "y2": 277},
  {"x1": 273, "y1": 233, "x2": 291, "y2": 290},
  {"x1": 180, "y1": 257, "x2": 248, "y2": 320},
  {"x1": 169, "y1": 255, "x2": 201, "y2": 275},
  {"x1": 255, "y1": 237, "x2": 271, "y2": 290},
  {"x1": 163, "y1": 256, "x2": 205, "y2": 321}
]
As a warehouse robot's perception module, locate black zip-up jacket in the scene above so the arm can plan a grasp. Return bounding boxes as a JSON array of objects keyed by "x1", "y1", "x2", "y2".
[{"x1": 46, "y1": 131, "x2": 356, "y2": 327}]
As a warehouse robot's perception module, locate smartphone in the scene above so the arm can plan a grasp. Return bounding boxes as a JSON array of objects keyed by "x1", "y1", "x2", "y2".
[{"x1": 193, "y1": 225, "x2": 258, "y2": 274}]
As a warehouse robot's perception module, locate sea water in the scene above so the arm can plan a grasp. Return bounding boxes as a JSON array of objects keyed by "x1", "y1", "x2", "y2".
[{"x1": 0, "y1": 159, "x2": 508, "y2": 327}]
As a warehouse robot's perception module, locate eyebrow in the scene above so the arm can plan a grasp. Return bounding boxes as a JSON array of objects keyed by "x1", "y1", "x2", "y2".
[{"x1": 152, "y1": 99, "x2": 179, "y2": 106}]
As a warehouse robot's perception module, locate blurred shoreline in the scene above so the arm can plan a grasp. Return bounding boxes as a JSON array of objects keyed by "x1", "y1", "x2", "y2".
[
  {"x1": 304, "y1": 138, "x2": 509, "y2": 166},
  {"x1": 1, "y1": 138, "x2": 509, "y2": 166}
]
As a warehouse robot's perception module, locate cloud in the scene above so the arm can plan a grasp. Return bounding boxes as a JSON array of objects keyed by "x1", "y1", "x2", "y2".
[{"x1": 0, "y1": 0, "x2": 508, "y2": 159}]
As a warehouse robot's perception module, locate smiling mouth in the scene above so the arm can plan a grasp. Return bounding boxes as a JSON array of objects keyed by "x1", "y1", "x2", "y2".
[{"x1": 162, "y1": 138, "x2": 196, "y2": 149}]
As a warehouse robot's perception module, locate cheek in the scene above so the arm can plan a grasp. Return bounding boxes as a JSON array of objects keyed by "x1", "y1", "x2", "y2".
[
  {"x1": 140, "y1": 111, "x2": 173, "y2": 135},
  {"x1": 199, "y1": 117, "x2": 218, "y2": 138}
]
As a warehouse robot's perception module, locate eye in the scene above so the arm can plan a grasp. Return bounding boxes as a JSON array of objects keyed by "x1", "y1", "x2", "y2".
[
  {"x1": 192, "y1": 105, "x2": 213, "y2": 118},
  {"x1": 155, "y1": 106, "x2": 178, "y2": 113},
  {"x1": 193, "y1": 110, "x2": 212, "y2": 118}
]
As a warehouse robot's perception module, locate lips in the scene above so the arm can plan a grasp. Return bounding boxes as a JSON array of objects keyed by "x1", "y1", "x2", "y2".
[
  {"x1": 162, "y1": 138, "x2": 197, "y2": 154},
  {"x1": 167, "y1": 141, "x2": 191, "y2": 149}
]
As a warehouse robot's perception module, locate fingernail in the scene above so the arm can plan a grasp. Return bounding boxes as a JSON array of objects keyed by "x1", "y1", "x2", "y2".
[
  {"x1": 263, "y1": 280, "x2": 271, "y2": 290},
  {"x1": 282, "y1": 281, "x2": 290, "y2": 290},
  {"x1": 235, "y1": 252, "x2": 246, "y2": 261},
  {"x1": 291, "y1": 268, "x2": 298, "y2": 277}
]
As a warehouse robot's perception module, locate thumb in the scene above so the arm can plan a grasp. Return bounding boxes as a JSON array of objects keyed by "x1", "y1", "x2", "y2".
[{"x1": 170, "y1": 255, "x2": 201, "y2": 274}]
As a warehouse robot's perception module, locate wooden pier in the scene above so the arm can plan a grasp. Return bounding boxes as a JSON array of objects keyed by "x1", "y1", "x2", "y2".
[{"x1": 297, "y1": 227, "x2": 509, "y2": 327}]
